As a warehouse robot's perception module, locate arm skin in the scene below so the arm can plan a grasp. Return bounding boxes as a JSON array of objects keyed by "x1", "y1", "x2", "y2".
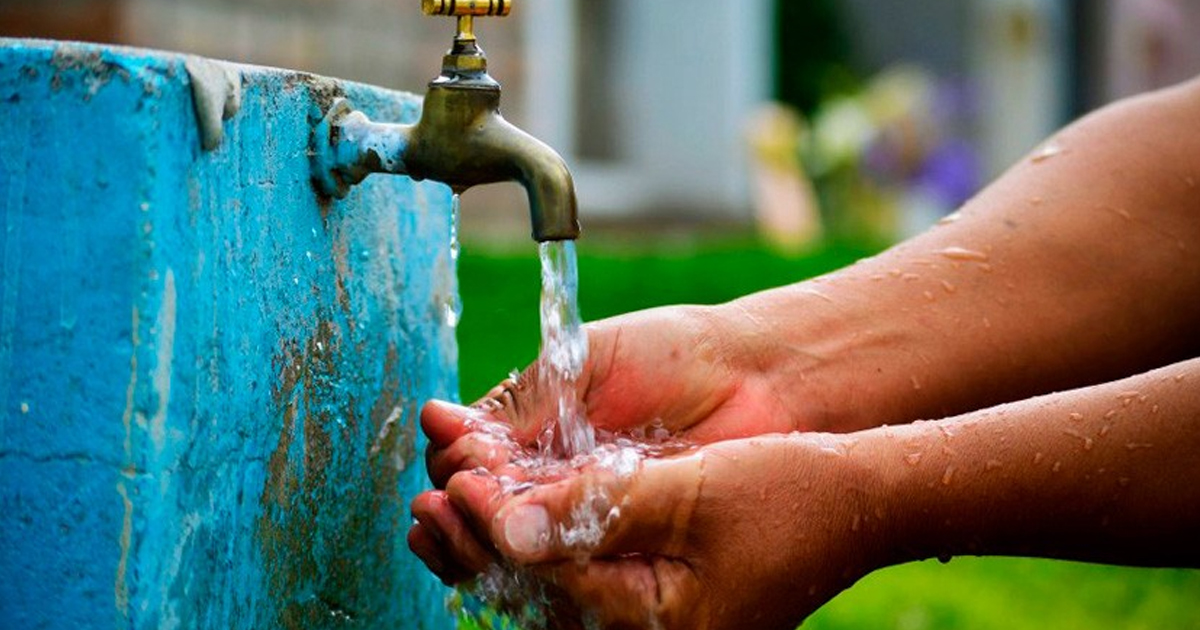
[
  {"x1": 437, "y1": 357, "x2": 1200, "y2": 629},
  {"x1": 409, "y1": 78, "x2": 1200, "y2": 621},
  {"x1": 719, "y1": 76, "x2": 1200, "y2": 433},
  {"x1": 459, "y1": 76, "x2": 1200, "y2": 448}
]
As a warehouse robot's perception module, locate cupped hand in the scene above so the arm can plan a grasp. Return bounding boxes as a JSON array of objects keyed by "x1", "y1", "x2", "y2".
[
  {"x1": 424, "y1": 305, "x2": 798, "y2": 479},
  {"x1": 429, "y1": 433, "x2": 893, "y2": 629}
]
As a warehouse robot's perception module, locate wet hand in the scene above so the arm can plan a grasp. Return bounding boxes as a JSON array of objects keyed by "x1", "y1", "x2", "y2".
[{"x1": 428, "y1": 434, "x2": 892, "y2": 629}]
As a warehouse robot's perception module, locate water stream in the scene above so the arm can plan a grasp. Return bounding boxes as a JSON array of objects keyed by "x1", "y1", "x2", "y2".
[
  {"x1": 455, "y1": 235, "x2": 683, "y2": 629},
  {"x1": 442, "y1": 195, "x2": 463, "y2": 328},
  {"x1": 536, "y1": 240, "x2": 594, "y2": 458}
]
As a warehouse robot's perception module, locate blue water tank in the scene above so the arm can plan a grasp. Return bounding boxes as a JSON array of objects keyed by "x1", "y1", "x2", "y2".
[{"x1": 0, "y1": 39, "x2": 456, "y2": 629}]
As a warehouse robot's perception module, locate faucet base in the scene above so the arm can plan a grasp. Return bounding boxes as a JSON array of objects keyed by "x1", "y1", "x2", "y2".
[{"x1": 311, "y1": 98, "x2": 357, "y2": 198}]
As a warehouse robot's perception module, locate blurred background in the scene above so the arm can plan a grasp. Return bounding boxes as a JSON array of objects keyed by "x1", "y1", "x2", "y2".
[{"x1": 4, "y1": 0, "x2": 1200, "y2": 628}]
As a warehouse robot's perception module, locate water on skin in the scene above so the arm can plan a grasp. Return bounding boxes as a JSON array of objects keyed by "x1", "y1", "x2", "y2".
[{"x1": 457, "y1": 240, "x2": 687, "y2": 628}]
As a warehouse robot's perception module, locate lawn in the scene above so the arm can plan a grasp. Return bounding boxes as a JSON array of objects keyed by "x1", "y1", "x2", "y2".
[{"x1": 453, "y1": 235, "x2": 1200, "y2": 629}]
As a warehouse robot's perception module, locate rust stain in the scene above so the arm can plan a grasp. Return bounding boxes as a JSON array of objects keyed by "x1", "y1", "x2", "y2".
[{"x1": 258, "y1": 310, "x2": 415, "y2": 628}]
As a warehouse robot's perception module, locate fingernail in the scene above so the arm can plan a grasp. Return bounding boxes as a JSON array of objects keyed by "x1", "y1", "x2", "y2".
[{"x1": 502, "y1": 505, "x2": 551, "y2": 557}]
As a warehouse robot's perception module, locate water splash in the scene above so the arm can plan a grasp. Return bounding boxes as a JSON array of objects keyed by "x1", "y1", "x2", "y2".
[
  {"x1": 538, "y1": 240, "x2": 594, "y2": 458},
  {"x1": 454, "y1": 241, "x2": 693, "y2": 629}
]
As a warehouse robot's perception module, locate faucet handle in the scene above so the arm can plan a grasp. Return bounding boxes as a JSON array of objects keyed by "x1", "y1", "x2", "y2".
[{"x1": 421, "y1": 0, "x2": 511, "y2": 17}]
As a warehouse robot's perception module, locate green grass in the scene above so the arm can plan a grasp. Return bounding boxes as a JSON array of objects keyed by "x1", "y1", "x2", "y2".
[
  {"x1": 453, "y1": 235, "x2": 1200, "y2": 628},
  {"x1": 456, "y1": 236, "x2": 875, "y2": 402}
]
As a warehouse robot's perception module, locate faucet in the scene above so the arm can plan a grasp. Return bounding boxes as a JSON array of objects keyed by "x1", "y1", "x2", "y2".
[{"x1": 311, "y1": 0, "x2": 580, "y2": 242}]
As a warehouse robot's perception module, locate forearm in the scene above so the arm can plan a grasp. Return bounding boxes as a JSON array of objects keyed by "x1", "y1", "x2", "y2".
[
  {"x1": 870, "y1": 357, "x2": 1200, "y2": 568},
  {"x1": 720, "y1": 78, "x2": 1200, "y2": 431}
]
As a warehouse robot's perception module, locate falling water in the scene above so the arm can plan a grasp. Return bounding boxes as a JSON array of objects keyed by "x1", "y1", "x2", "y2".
[
  {"x1": 537, "y1": 240, "x2": 594, "y2": 458},
  {"x1": 455, "y1": 240, "x2": 683, "y2": 629},
  {"x1": 442, "y1": 195, "x2": 463, "y2": 328}
]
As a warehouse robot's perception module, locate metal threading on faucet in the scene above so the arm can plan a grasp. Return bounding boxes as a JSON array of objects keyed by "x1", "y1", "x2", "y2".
[
  {"x1": 310, "y1": 0, "x2": 579, "y2": 242},
  {"x1": 421, "y1": 0, "x2": 511, "y2": 18}
]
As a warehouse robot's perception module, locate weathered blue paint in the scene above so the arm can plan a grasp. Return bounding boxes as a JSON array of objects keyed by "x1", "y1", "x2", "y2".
[{"x1": 0, "y1": 39, "x2": 457, "y2": 629}]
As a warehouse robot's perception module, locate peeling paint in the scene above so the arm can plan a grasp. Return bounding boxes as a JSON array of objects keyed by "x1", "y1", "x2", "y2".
[
  {"x1": 115, "y1": 481, "x2": 133, "y2": 618},
  {"x1": 2, "y1": 39, "x2": 453, "y2": 629},
  {"x1": 149, "y1": 269, "x2": 177, "y2": 453},
  {"x1": 49, "y1": 44, "x2": 133, "y2": 97},
  {"x1": 185, "y1": 56, "x2": 242, "y2": 151}
]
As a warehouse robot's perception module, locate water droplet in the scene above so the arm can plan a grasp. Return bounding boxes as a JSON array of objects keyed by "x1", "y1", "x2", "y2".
[
  {"x1": 800, "y1": 288, "x2": 835, "y2": 303},
  {"x1": 1125, "y1": 442, "x2": 1153, "y2": 451},
  {"x1": 443, "y1": 302, "x2": 461, "y2": 328},
  {"x1": 985, "y1": 459, "x2": 1002, "y2": 471},
  {"x1": 1099, "y1": 425, "x2": 1110, "y2": 437},
  {"x1": 1031, "y1": 141, "x2": 1065, "y2": 163},
  {"x1": 1029, "y1": 196, "x2": 1043, "y2": 206},
  {"x1": 1106, "y1": 206, "x2": 1133, "y2": 221},
  {"x1": 1174, "y1": 374, "x2": 1186, "y2": 383},
  {"x1": 1052, "y1": 461, "x2": 1063, "y2": 473},
  {"x1": 1104, "y1": 409, "x2": 1118, "y2": 420},
  {"x1": 902, "y1": 273, "x2": 922, "y2": 282},
  {"x1": 941, "y1": 280, "x2": 957, "y2": 294},
  {"x1": 1033, "y1": 452, "x2": 1045, "y2": 465},
  {"x1": 938, "y1": 212, "x2": 962, "y2": 225},
  {"x1": 904, "y1": 452, "x2": 923, "y2": 466},
  {"x1": 923, "y1": 290, "x2": 935, "y2": 302},
  {"x1": 851, "y1": 514, "x2": 861, "y2": 532},
  {"x1": 888, "y1": 269, "x2": 903, "y2": 278},
  {"x1": 981, "y1": 317, "x2": 992, "y2": 329},
  {"x1": 19, "y1": 402, "x2": 29, "y2": 414},
  {"x1": 1151, "y1": 404, "x2": 1159, "y2": 414},
  {"x1": 1069, "y1": 412, "x2": 1083, "y2": 422},
  {"x1": 937, "y1": 247, "x2": 990, "y2": 263},
  {"x1": 941, "y1": 466, "x2": 955, "y2": 486},
  {"x1": 870, "y1": 274, "x2": 885, "y2": 281}
]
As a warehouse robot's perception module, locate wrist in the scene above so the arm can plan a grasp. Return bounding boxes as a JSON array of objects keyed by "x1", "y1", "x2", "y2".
[
  {"x1": 850, "y1": 424, "x2": 943, "y2": 567},
  {"x1": 715, "y1": 286, "x2": 905, "y2": 433}
]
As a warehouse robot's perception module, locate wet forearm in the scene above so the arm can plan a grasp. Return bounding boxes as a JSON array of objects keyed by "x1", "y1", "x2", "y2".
[
  {"x1": 871, "y1": 358, "x2": 1200, "y2": 568},
  {"x1": 724, "y1": 78, "x2": 1200, "y2": 431}
]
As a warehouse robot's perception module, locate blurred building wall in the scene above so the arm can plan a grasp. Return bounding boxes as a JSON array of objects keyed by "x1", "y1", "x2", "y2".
[{"x1": 2, "y1": 0, "x2": 773, "y2": 228}]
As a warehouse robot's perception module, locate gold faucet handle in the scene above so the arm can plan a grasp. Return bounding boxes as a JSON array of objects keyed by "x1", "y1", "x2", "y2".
[{"x1": 422, "y1": 0, "x2": 511, "y2": 17}]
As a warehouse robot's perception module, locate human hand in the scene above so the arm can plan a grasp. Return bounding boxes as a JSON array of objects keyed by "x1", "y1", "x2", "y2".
[
  {"x1": 426, "y1": 305, "x2": 800, "y2": 480},
  {"x1": 425, "y1": 433, "x2": 893, "y2": 629}
]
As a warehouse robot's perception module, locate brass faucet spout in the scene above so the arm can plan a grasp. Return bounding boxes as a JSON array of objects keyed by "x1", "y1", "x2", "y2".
[
  {"x1": 310, "y1": 0, "x2": 579, "y2": 242},
  {"x1": 403, "y1": 84, "x2": 579, "y2": 241}
]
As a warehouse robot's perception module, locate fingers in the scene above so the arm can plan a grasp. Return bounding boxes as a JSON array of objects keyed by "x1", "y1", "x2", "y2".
[
  {"x1": 409, "y1": 490, "x2": 497, "y2": 584},
  {"x1": 426, "y1": 430, "x2": 520, "y2": 489},
  {"x1": 447, "y1": 452, "x2": 704, "y2": 565},
  {"x1": 420, "y1": 400, "x2": 476, "y2": 448}
]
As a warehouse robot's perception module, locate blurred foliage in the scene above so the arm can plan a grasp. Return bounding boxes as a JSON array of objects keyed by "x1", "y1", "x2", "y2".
[
  {"x1": 453, "y1": 235, "x2": 1200, "y2": 628},
  {"x1": 455, "y1": 235, "x2": 877, "y2": 402},
  {"x1": 807, "y1": 557, "x2": 1200, "y2": 630}
]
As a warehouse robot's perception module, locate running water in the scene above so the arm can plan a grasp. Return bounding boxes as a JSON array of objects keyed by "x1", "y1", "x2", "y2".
[
  {"x1": 537, "y1": 240, "x2": 594, "y2": 458},
  {"x1": 454, "y1": 238, "x2": 686, "y2": 629},
  {"x1": 441, "y1": 195, "x2": 463, "y2": 328}
]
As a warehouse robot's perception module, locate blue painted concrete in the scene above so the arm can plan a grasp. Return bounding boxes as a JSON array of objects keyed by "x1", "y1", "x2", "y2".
[{"x1": 0, "y1": 39, "x2": 457, "y2": 629}]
